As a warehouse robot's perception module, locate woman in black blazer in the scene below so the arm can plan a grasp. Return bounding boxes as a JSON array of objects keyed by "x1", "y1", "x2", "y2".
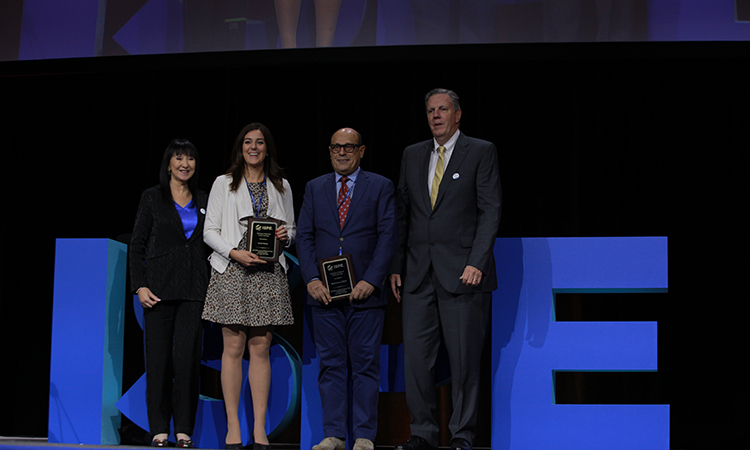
[{"x1": 129, "y1": 139, "x2": 210, "y2": 448}]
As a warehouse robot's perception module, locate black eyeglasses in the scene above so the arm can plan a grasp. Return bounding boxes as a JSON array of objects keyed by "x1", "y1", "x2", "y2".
[{"x1": 329, "y1": 143, "x2": 360, "y2": 153}]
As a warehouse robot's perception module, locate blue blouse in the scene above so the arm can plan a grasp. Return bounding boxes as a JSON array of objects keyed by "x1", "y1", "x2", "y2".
[{"x1": 174, "y1": 199, "x2": 198, "y2": 239}]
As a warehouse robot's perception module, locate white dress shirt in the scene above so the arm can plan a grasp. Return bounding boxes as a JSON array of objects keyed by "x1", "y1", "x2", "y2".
[{"x1": 427, "y1": 129, "x2": 461, "y2": 192}]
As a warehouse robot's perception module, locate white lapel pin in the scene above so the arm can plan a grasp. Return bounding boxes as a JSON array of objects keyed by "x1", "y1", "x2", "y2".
[{"x1": 452, "y1": 173, "x2": 460, "y2": 180}]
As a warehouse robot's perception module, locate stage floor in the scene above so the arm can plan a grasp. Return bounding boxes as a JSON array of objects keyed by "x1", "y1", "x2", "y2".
[
  {"x1": 0, "y1": 438, "x2": 301, "y2": 450},
  {"x1": 0, "y1": 437, "x2": 490, "y2": 450}
]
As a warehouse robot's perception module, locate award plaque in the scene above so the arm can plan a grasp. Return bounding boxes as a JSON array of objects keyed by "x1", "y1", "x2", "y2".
[
  {"x1": 318, "y1": 254, "x2": 356, "y2": 301},
  {"x1": 246, "y1": 218, "x2": 283, "y2": 262}
]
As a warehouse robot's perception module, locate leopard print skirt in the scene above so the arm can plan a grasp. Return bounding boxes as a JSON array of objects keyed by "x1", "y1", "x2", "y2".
[{"x1": 201, "y1": 236, "x2": 294, "y2": 327}]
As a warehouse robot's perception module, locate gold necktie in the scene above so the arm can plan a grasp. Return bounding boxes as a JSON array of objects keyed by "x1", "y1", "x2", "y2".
[{"x1": 430, "y1": 146, "x2": 445, "y2": 208}]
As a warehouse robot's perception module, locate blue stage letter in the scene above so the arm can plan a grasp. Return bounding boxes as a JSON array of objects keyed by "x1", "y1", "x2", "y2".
[{"x1": 492, "y1": 237, "x2": 669, "y2": 449}]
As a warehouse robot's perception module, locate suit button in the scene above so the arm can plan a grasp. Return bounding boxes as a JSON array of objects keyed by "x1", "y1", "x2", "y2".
[{"x1": 339, "y1": 237, "x2": 344, "y2": 242}]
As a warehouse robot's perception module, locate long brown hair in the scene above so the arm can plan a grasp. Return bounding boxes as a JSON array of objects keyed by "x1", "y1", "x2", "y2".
[{"x1": 227, "y1": 123, "x2": 286, "y2": 193}]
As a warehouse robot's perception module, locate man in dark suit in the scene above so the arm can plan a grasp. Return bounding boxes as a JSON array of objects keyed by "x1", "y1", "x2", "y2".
[
  {"x1": 390, "y1": 89, "x2": 502, "y2": 450},
  {"x1": 297, "y1": 127, "x2": 399, "y2": 450}
]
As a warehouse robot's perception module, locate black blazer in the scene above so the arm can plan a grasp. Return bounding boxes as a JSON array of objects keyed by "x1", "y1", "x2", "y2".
[{"x1": 129, "y1": 185, "x2": 210, "y2": 301}]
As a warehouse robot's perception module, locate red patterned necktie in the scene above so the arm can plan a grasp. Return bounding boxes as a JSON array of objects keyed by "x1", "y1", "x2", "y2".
[{"x1": 338, "y1": 176, "x2": 350, "y2": 229}]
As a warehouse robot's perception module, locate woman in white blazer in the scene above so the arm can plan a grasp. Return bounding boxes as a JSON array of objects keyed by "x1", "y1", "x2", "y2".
[{"x1": 201, "y1": 123, "x2": 296, "y2": 450}]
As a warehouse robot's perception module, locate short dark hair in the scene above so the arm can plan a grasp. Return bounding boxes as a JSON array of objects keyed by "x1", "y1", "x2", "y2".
[
  {"x1": 227, "y1": 123, "x2": 286, "y2": 194},
  {"x1": 424, "y1": 88, "x2": 461, "y2": 111},
  {"x1": 159, "y1": 139, "x2": 199, "y2": 203}
]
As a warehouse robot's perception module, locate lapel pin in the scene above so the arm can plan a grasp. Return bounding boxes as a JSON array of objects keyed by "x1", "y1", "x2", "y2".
[{"x1": 452, "y1": 173, "x2": 460, "y2": 180}]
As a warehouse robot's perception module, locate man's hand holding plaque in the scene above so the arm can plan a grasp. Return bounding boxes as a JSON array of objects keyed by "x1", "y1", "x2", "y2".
[
  {"x1": 307, "y1": 277, "x2": 374, "y2": 305},
  {"x1": 317, "y1": 254, "x2": 357, "y2": 302},
  {"x1": 246, "y1": 217, "x2": 284, "y2": 262},
  {"x1": 306, "y1": 279, "x2": 332, "y2": 305},
  {"x1": 349, "y1": 280, "x2": 374, "y2": 302}
]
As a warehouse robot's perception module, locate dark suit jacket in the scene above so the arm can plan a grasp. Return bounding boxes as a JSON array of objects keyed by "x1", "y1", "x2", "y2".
[
  {"x1": 129, "y1": 186, "x2": 210, "y2": 301},
  {"x1": 390, "y1": 132, "x2": 502, "y2": 294},
  {"x1": 297, "y1": 170, "x2": 398, "y2": 308}
]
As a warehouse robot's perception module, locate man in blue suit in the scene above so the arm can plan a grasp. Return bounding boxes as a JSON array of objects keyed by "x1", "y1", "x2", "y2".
[{"x1": 297, "y1": 127, "x2": 399, "y2": 450}]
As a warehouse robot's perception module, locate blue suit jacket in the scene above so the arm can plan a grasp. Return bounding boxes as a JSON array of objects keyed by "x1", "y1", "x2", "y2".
[{"x1": 297, "y1": 170, "x2": 398, "y2": 308}]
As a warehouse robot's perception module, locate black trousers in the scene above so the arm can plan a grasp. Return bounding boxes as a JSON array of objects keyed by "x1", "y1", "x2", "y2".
[{"x1": 144, "y1": 300, "x2": 204, "y2": 437}]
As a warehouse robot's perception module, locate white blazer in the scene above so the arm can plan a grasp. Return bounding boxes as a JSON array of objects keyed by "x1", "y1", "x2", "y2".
[{"x1": 204, "y1": 174, "x2": 296, "y2": 273}]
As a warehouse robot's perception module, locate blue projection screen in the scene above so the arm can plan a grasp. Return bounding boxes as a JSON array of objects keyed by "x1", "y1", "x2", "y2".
[{"x1": 8, "y1": 0, "x2": 749, "y2": 62}]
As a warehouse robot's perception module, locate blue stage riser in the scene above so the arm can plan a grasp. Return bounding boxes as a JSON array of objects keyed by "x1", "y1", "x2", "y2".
[
  {"x1": 492, "y1": 237, "x2": 669, "y2": 450},
  {"x1": 51, "y1": 237, "x2": 669, "y2": 448},
  {"x1": 49, "y1": 239, "x2": 127, "y2": 445}
]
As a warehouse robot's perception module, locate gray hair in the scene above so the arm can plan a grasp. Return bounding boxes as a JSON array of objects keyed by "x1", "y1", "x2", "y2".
[{"x1": 424, "y1": 88, "x2": 461, "y2": 111}]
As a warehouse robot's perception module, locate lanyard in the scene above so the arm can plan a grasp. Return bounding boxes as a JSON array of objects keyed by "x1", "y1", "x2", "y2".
[{"x1": 245, "y1": 175, "x2": 266, "y2": 217}]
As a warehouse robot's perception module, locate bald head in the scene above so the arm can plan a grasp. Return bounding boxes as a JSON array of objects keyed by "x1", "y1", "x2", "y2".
[
  {"x1": 332, "y1": 128, "x2": 362, "y2": 145},
  {"x1": 330, "y1": 127, "x2": 366, "y2": 176}
]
